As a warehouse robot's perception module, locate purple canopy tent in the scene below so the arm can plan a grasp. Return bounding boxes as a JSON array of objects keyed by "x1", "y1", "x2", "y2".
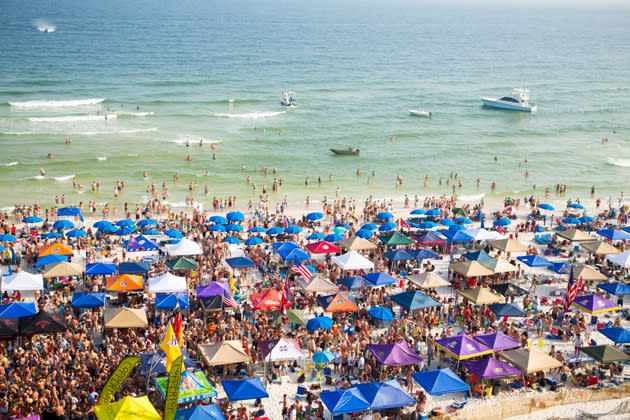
[
  {"x1": 571, "y1": 294, "x2": 621, "y2": 314},
  {"x1": 433, "y1": 334, "x2": 493, "y2": 360},
  {"x1": 473, "y1": 332, "x2": 521, "y2": 352},
  {"x1": 461, "y1": 357, "x2": 521, "y2": 379},
  {"x1": 367, "y1": 341, "x2": 423, "y2": 366},
  {"x1": 197, "y1": 282, "x2": 232, "y2": 298}
]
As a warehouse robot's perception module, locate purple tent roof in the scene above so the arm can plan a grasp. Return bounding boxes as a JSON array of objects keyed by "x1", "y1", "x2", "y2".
[
  {"x1": 197, "y1": 282, "x2": 232, "y2": 299},
  {"x1": 367, "y1": 341, "x2": 423, "y2": 366},
  {"x1": 571, "y1": 294, "x2": 621, "y2": 314},
  {"x1": 473, "y1": 332, "x2": 521, "y2": 352},
  {"x1": 433, "y1": 334, "x2": 493, "y2": 360},
  {"x1": 461, "y1": 357, "x2": 522, "y2": 379}
]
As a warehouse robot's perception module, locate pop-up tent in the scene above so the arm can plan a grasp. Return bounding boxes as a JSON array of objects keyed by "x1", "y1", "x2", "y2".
[
  {"x1": 461, "y1": 357, "x2": 522, "y2": 379},
  {"x1": 86, "y1": 262, "x2": 116, "y2": 276},
  {"x1": 225, "y1": 256, "x2": 258, "y2": 269},
  {"x1": 390, "y1": 291, "x2": 441, "y2": 311},
  {"x1": 1, "y1": 271, "x2": 43, "y2": 292},
  {"x1": 0, "y1": 302, "x2": 37, "y2": 318},
  {"x1": 0, "y1": 318, "x2": 18, "y2": 337},
  {"x1": 362, "y1": 272, "x2": 397, "y2": 287},
  {"x1": 104, "y1": 308, "x2": 148, "y2": 329},
  {"x1": 488, "y1": 303, "x2": 527, "y2": 317},
  {"x1": 433, "y1": 334, "x2": 493, "y2": 360},
  {"x1": 449, "y1": 261, "x2": 494, "y2": 277},
  {"x1": 43, "y1": 262, "x2": 84, "y2": 278},
  {"x1": 599, "y1": 328, "x2": 630, "y2": 344},
  {"x1": 155, "y1": 294, "x2": 189, "y2": 309},
  {"x1": 106, "y1": 274, "x2": 143, "y2": 292},
  {"x1": 412, "y1": 368, "x2": 470, "y2": 396},
  {"x1": 367, "y1": 341, "x2": 423, "y2": 366},
  {"x1": 155, "y1": 370, "x2": 217, "y2": 404},
  {"x1": 95, "y1": 396, "x2": 161, "y2": 420},
  {"x1": 148, "y1": 272, "x2": 187, "y2": 293},
  {"x1": 260, "y1": 338, "x2": 305, "y2": 362},
  {"x1": 71, "y1": 293, "x2": 106, "y2": 308},
  {"x1": 166, "y1": 238, "x2": 203, "y2": 256},
  {"x1": 571, "y1": 294, "x2": 621, "y2": 314},
  {"x1": 499, "y1": 347, "x2": 562, "y2": 374},
  {"x1": 297, "y1": 275, "x2": 339, "y2": 294},
  {"x1": 317, "y1": 293, "x2": 359, "y2": 312},
  {"x1": 457, "y1": 287, "x2": 503, "y2": 305},
  {"x1": 271, "y1": 308, "x2": 306, "y2": 326},
  {"x1": 597, "y1": 282, "x2": 630, "y2": 296},
  {"x1": 19, "y1": 311, "x2": 67, "y2": 335},
  {"x1": 174, "y1": 404, "x2": 226, "y2": 420},
  {"x1": 338, "y1": 237, "x2": 378, "y2": 251},
  {"x1": 117, "y1": 262, "x2": 149, "y2": 274},
  {"x1": 34, "y1": 254, "x2": 68, "y2": 267},
  {"x1": 352, "y1": 380, "x2": 415, "y2": 410},
  {"x1": 39, "y1": 243, "x2": 73, "y2": 257},
  {"x1": 319, "y1": 388, "x2": 370, "y2": 416},
  {"x1": 166, "y1": 257, "x2": 198, "y2": 271},
  {"x1": 331, "y1": 250, "x2": 374, "y2": 271},
  {"x1": 126, "y1": 235, "x2": 159, "y2": 252},
  {"x1": 580, "y1": 345, "x2": 630, "y2": 363},
  {"x1": 222, "y1": 377, "x2": 268, "y2": 401},
  {"x1": 198, "y1": 340, "x2": 251, "y2": 366},
  {"x1": 473, "y1": 332, "x2": 521, "y2": 352},
  {"x1": 489, "y1": 282, "x2": 528, "y2": 297},
  {"x1": 408, "y1": 272, "x2": 451, "y2": 289},
  {"x1": 250, "y1": 289, "x2": 289, "y2": 310}
]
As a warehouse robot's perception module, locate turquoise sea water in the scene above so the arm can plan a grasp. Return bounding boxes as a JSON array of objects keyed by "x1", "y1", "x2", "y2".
[{"x1": 1, "y1": 0, "x2": 629, "y2": 210}]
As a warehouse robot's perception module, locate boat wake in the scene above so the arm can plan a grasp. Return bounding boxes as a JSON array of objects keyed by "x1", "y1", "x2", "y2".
[
  {"x1": 607, "y1": 158, "x2": 630, "y2": 168},
  {"x1": 32, "y1": 19, "x2": 56, "y2": 33},
  {"x1": 54, "y1": 175, "x2": 75, "y2": 182},
  {"x1": 4, "y1": 162, "x2": 18, "y2": 167},
  {"x1": 29, "y1": 114, "x2": 117, "y2": 122},
  {"x1": 213, "y1": 111, "x2": 287, "y2": 119},
  {"x1": 9, "y1": 98, "x2": 105, "y2": 107}
]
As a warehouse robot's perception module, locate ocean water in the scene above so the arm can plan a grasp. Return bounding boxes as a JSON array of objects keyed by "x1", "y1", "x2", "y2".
[{"x1": 1, "y1": 0, "x2": 629, "y2": 210}]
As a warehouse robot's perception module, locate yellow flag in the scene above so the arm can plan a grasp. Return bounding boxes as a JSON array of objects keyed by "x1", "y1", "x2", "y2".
[
  {"x1": 230, "y1": 272, "x2": 236, "y2": 292},
  {"x1": 160, "y1": 322, "x2": 180, "y2": 372}
]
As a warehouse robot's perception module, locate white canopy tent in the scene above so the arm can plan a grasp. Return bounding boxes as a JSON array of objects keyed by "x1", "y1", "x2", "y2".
[
  {"x1": 261, "y1": 338, "x2": 306, "y2": 362},
  {"x1": 148, "y1": 272, "x2": 187, "y2": 293},
  {"x1": 465, "y1": 228, "x2": 505, "y2": 241},
  {"x1": 607, "y1": 251, "x2": 630, "y2": 268},
  {"x1": 165, "y1": 238, "x2": 202, "y2": 256},
  {"x1": 331, "y1": 250, "x2": 374, "y2": 271},
  {"x1": 1, "y1": 271, "x2": 44, "y2": 292}
]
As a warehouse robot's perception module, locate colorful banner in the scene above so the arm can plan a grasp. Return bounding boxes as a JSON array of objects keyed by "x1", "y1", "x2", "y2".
[
  {"x1": 156, "y1": 370, "x2": 217, "y2": 405},
  {"x1": 163, "y1": 355, "x2": 183, "y2": 420},
  {"x1": 97, "y1": 356, "x2": 140, "y2": 405}
]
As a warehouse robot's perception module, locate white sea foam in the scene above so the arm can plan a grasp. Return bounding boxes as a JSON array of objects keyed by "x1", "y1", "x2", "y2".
[
  {"x1": 4, "y1": 162, "x2": 18, "y2": 167},
  {"x1": 168, "y1": 136, "x2": 222, "y2": 145},
  {"x1": 32, "y1": 19, "x2": 56, "y2": 33},
  {"x1": 96, "y1": 157, "x2": 107, "y2": 161},
  {"x1": 9, "y1": 98, "x2": 105, "y2": 107},
  {"x1": 213, "y1": 111, "x2": 286, "y2": 119},
  {"x1": 29, "y1": 114, "x2": 117, "y2": 122},
  {"x1": 118, "y1": 111, "x2": 154, "y2": 117},
  {"x1": 608, "y1": 158, "x2": 630, "y2": 168},
  {"x1": 163, "y1": 201, "x2": 187, "y2": 208},
  {"x1": 0, "y1": 127, "x2": 157, "y2": 136},
  {"x1": 457, "y1": 193, "x2": 486, "y2": 202},
  {"x1": 54, "y1": 174, "x2": 75, "y2": 181},
  {"x1": 25, "y1": 175, "x2": 46, "y2": 181}
]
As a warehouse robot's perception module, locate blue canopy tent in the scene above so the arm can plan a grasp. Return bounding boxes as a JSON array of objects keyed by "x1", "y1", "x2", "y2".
[
  {"x1": 598, "y1": 328, "x2": 630, "y2": 344},
  {"x1": 174, "y1": 404, "x2": 226, "y2": 420},
  {"x1": 353, "y1": 380, "x2": 415, "y2": 410},
  {"x1": 598, "y1": 282, "x2": 630, "y2": 296},
  {"x1": 517, "y1": 255, "x2": 554, "y2": 268},
  {"x1": 226, "y1": 257, "x2": 258, "y2": 269},
  {"x1": 320, "y1": 388, "x2": 370, "y2": 416},
  {"x1": 71, "y1": 293, "x2": 106, "y2": 308},
  {"x1": 442, "y1": 230, "x2": 474, "y2": 243},
  {"x1": 597, "y1": 229, "x2": 630, "y2": 241},
  {"x1": 413, "y1": 231, "x2": 446, "y2": 245},
  {"x1": 462, "y1": 250, "x2": 493, "y2": 262},
  {"x1": 118, "y1": 261, "x2": 149, "y2": 274},
  {"x1": 488, "y1": 303, "x2": 527, "y2": 317},
  {"x1": 549, "y1": 262, "x2": 572, "y2": 274},
  {"x1": 408, "y1": 248, "x2": 441, "y2": 260},
  {"x1": 363, "y1": 272, "x2": 397, "y2": 287},
  {"x1": 0, "y1": 302, "x2": 37, "y2": 318},
  {"x1": 57, "y1": 207, "x2": 83, "y2": 222},
  {"x1": 383, "y1": 250, "x2": 415, "y2": 261},
  {"x1": 34, "y1": 254, "x2": 68, "y2": 267},
  {"x1": 412, "y1": 368, "x2": 470, "y2": 395},
  {"x1": 390, "y1": 291, "x2": 441, "y2": 311},
  {"x1": 126, "y1": 235, "x2": 159, "y2": 251},
  {"x1": 155, "y1": 294, "x2": 189, "y2": 310},
  {"x1": 140, "y1": 349, "x2": 197, "y2": 375},
  {"x1": 85, "y1": 262, "x2": 116, "y2": 276},
  {"x1": 222, "y1": 378, "x2": 268, "y2": 401},
  {"x1": 282, "y1": 248, "x2": 310, "y2": 262},
  {"x1": 338, "y1": 276, "x2": 367, "y2": 289}
]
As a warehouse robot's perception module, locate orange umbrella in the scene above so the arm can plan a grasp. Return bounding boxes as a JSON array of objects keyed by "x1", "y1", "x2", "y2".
[
  {"x1": 106, "y1": 274, "x2": 143, "y2": 292},
  {"x1": 39, "y1": 243, "x2": 73, "y2": 257}
]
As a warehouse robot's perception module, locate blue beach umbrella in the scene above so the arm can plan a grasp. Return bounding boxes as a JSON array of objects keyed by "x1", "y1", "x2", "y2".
[
  {"x1": 164, "y1": 229, "x2": 184, "y2": 238},
  {"x1": 53, "y1": 220, "x2": 74, "y2": 229},
  {"x1": 0, "y1": 234, "x2": 16, "y2": 242},
  {"x1": 307, "y1": 232, "x2": 325, "y2": 240},
  {"x1": 23, "y1": 216, "x2": 43, "y2": 223},
  {"x1": 493, "y1": 218, "x2": 511, "y2": 227},
  {"x1": 226, "y1": 224, "x2": 244, "y2": 232},
  {"x1": 137, "y1": 219, "x2": 157, "y2": 227},
  {"x1": 99, "y1": 224, "x2": 119, "y2": 233},
  {"x1": 539, "y1": 203, "x2": 555, "y2": 211},
  {"x1": 378, "y1": 222, "x2": 397, "y2": 232},
  {"x1": 448, "y1": 224, "x2": 468, "y2": 231},
  {"x1": 455, "y1": 217, "x2": 472, "y2": 225},
  {"x1": 286, "y1": 226, "x2": 303, "y2": 234},
  {"x1": 116, "y1": 219, "x2": 135, "y2": 227},
  {"x1": 312, "y1": 350, "x2": 335, "y2": 364},
  {"x1": 439, "y1": 219, "x2": 456, "y2": 227},
  {"x1": 376, "y1": 212, "x2": 393, "y2": 221},
  {"x1": 266, "y1": 227, "x2": 284, "y2": 235},
  {"x1": 425, "y1": 208, "x2": 442, "y2": 217},
  {"x1": 336, "y1": 223, "x2": 352, "y2": 230},
  {"x1": 579, "y1": 216, "x2": 595, "y2": 223},
  {"x1": 306, "y1": 316, "x2": 334, "y2": 331},
  {"x1": 333, "y1": 226, "x2": 346, "y2": 234},
  {"x1": 93, "y1": 220, "x2": 114, "y2": 230},
  {"x1": 244, "y1": 237, "x2": 263, "y2": 246},
  {"x1": 248, "y1": 226, "x2": 266, "y2": 233},
  {"x1": 66, "y1": 229, "x2": 87, "y2": 237},
  {"x1": 226, "y1": 211, "x2": 244, "y2": 222},
  {"x1": 324, "y1": 233, "x2": 344, "y2": 242},
  {"x1": 418, "y1": 221, "x2": 437, "y2": 229},
  {"x1": 41, "y1": 232, "x2": 62, "y2": 239},
  {"x1": 143, "y1": 229, "x2": 161, "y2": 235},
  {"x1": 223, "y1": 236, "x2": 242, "y2": 244},
  {"x1": 209, "y1": 224, "x2": 227, "y2": 232},
  {"x1": 355, "y1": 229, "x2": 373, "y2": 239},
  {"x1": 367, "y1": 306, "x2": 394, "y2": 321},
  {"x1": 306, "y1": 212, "x2": 324, "y2": 221},
  {"x1": 562, "y1": 218, "x2": 581, "y2": 224},
  {"x1": 209, "y1": 215, "x2": 228, "y2": 225},
  {"x1": 116, "y1": 227, "x2": 136, "y2": 236},
  {"x1": 568, "y1": 203, "x2": 585, "y2": 210},
  {"x1": 410, "y1": 209, "x2": 426, "y2": 215}
]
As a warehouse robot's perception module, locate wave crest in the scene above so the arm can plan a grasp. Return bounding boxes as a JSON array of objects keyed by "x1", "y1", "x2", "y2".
[
  {"x1": 29, "y1": 114, "x2": 116, "y2": 122},
  {"x1": 8, "y1": 98, "x2": 105, "y2": 107},
  {"x1": 213, "y1": 111, "x2": 286, "y2": 119},
  {"x1": 608, "y1": 158, "x2": 630, "y2": 168}
]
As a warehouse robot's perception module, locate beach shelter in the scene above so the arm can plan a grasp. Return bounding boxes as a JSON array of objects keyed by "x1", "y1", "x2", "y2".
[
  {"x1": 197, "y1": 282, "x2": 233, "y2": 300},
  {"x1": 43, "y1": 261, "x2": 84, "y2": 278},
  {"x1": 368, "y1": 306, "x2": 394, "y2": 321},
  {"x1": 148, "y1": 272, "x2": 187, "y2": 293},
  {"x1": 412, "y1": 369, "x2": 470, "y2": 396},
  {"x1": 562, "y1": 264, "x2": 608, "y2": 281},
  {"x1": 103, "y1": 307, "x2": 148, "y2": 328},
  {"x1": 297, "y1": 275, "x2": 339, "y2": 294},
  {"x1": 317, "y1": 293, "x2": 359, "y2": 312},
  {"x1": 281, "y1": 247, "x2": 310, "y2": 262},
  {"x1": 155, "y1": 370, "x2": 217, "y2": 404},
  {"x1": 465, "y1": 228, "x2": 505, "y2": 241},
  {"x1": 164, "y1": 229, "x2": 184, "y2": 239},
  {"x1": 271, "y1": 308, "x2": 306, "y2": 326},
  {"x1": 473, "y1": 331, "x2": 521, "y2": 352},
  {"x1": 198, "y1": 340, "x2": 251, "y2": 366},
  {"x1": 155, "y1": 293, "x2": 189, "y2": 309},
  {"x1": 433, "y1": 334, "x2": 493, "y2": 360},
  {"x1": 319, "y1": 388, "x2": 370, "y2": 415},
  {"x1": 338, "y1": 276, "x2": 368, "y2": 289},
  {"x1": 106, "y1": 274, "x2": 143, "y2": 292},
  {"x1": 597, "y1": 229, "x2": 630, "y2": 241},
  {"x1": 550, "y1": 262, "x2": 572, "y2": 274},
  {"x1": 571, "y1": 294, "x2": 620, "y2": 314},
  {"x1": 580, "y1": 345, "x2": 630, "y2": 363},
  {"x1": 0, "y1": 302, "x2": 37, "y2": 318},
  {"x1": 126, "y1": 235, "x2": 159, "y2": 252},
  {"x1": 377, "y1": 232, "x2": 414, "y2": 246},
  {"x1": 362, "y1": 272, "x2": 396, "y2": 286},
  {"x1": 260, "y1": 338, "x2": 306, "y2": 362},
  {"x1": 86, "y1": 262, "x2": 116, "y2": 276},
  {"x1": 598, "y1": 282, "x2": 630, "y2": 296},
  {"x1": 607, "y1": 251, "x2": 630, "y2": 268},
  {"x1": 95, "y1": 396, "x2": 161, "y2": 420},
  {"x1": 174, "y1": 404, "x2": 226, "y2": 420},
  {"x1": 598, "y1": 328, "x2": 630, "y2": 344},
  {"x1": 441, "y1": 230, "x2": 474, "y2": 243},
  {"x1": 367, "y1": 341, "x2": 423, "y2": 365},
  {"x1": 449, "y1": 261, "x2": 494, "y2": 277},
  {"x1": 331, "y1": 251, "x2": 374, "y2": 271},
  {"x1": 1, "y1": 271, "x2": 43, "y2": 291},
  {"x1": 19, "y1": 311, "x2": 66, "y2": 335},
  {"x1": 481, "y1": 258, "x2": 518, "y2": 274},
  {"x1": 38, "y1": 243, "x2": 73, "y2": 257},
  {"x1": 338, "y1": 236, "x2": 377, "y2": 251},
  {"x1": 556, "y1": 229, "x2": 596, "y2": 242},
  {"x1": 306, "y1": 212, "x2": 324, "y2": 221},
  {"x1": 306, "y1": 316, "x2": 334, "y2": 331},
  {"x1": 408, "y1": 271, "x2": 451, "y2": 289},
  {"x1": 198, "y1": 295, "x2": 225, "y2": 311},
  {"x1": 488, "y1": 303, "x2": 527, "y2": 317},
  {"x1": 0, "y1": 318, "x2": 18, "y2": 337},
  {"x1": 34, "y1": 254, "x2": 68, "y2": 267},
  {"x1": 516, "y1": 255, "x2": 553, "y2": 268},
  {"x1": 166, "y1": 238, "x2": 203, "y2": 256},
  {"x1": 71, "y1": 292, "x2": 106, "y2": 308},
  {"x1": 383, "y1": 249, "x2": 415, "y2": 261},
  {"x1": 413, "y1": 231, "x2": 446, "y2": 245},
  {"x1": 166, "y1": 257, "x2": 198, "y2": 271},
  {"x1": 226, "y1": 256, "x2": 257, "y2": 269},
  {"x1": 306, "y1": 241, "x2": 340, "y2": 254},
  {"x1": 408, "y1": 248, "x2": 441, "y2": 260},
  {"x1": 461, "y1": 357, "x2": 522, "y2": 379},
  {"x1": 462, "y1": 250, "x2": 494, "y2": 262},
  {"x1": 313, "y1": 350, "x2": 335, "y2": 364},
  {"x1": 457, "y1": 287, "x2": 503, "y2": 305},
  {"x1": 117, "y1": 261, "x2": 149, "y2": 274},
  {"x1": 250, "y1": 289, "x2": 289, "y2": 310},
  {"x1": 499, "y1": 348, "x2": 562, "y2": 374},
  {"x1": 353, "y1": 380, "x2": 415, "y2": 410},
  {"x1": 581, "y1": 241, "x2": 621, "y2": 255},
  {"x1": 488, "y1": 239, "x2": 528, "y2": 253},
  {"x1": 489, "y1": 283, "x2": 528, "y2": 297},
  {"x1": 390, "y1": 291, "x2": 441, "y2": 311}
]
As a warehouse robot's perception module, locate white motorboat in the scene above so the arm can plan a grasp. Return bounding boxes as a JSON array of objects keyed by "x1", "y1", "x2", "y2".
[
  {"x1": 409, "y1": 109, "x2": 432, "y2": 118},
  {"x1": 281, "y1": 91, "x2": 297, "y2": 106},
  {"x1": 481, "y1": 88, "x2": 537, "y2": 112}
]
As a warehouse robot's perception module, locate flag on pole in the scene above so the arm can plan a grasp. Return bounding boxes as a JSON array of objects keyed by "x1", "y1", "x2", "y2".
[
  {"x1": 284, "y1": 218, "x2": 290, "y2": 229},
  {"x1": 291, "y1": 263, "x2": 312, "y2": 281},
  {"x1": 160, "y1": 321, "x2": 180, "y2": 372},
  {"x1": 222, "y1": 294, "x2": 238, "y2": 308},
  {"x1": 564, "y1": 266, "x2": 577, "y2": 313},
  {"x1": 172, "y1": 311, "x2": 183, "y2": 348}
]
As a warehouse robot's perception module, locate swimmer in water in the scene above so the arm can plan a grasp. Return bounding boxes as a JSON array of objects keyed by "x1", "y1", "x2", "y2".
[
  {"x1": 47, "y1": 153, "x2": 52, "y2": 159},
  {"x1": 199, "y1": 139, "x2": 204, "y2": 147},
  {"x1": 143, "y1": 171, "x2": 148, "y2": 179},
  {"x1": 186, "y1": 140, "x2": 190, "y2": 147},
  {"x1": 185, "y1": 155, "x2": 192, "y2": 161},
  {"x1": 494, "y1": 156, "x2": 498, "y2": 161},
  {"x1": 65, "y1": 137, "x2": 72, "y2": 144},
  {"x1": 40, "y1": 168, "x2": 45, "y2": 176}
]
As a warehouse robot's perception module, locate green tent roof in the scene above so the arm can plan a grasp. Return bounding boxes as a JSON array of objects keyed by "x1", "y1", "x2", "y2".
[
  {"x1": 580, "y1": 345, "x2": 630, "y2": 363},
  {"x1": 166, "y1": 256, "x2": 199, "y2": 271},
  {"x1": 272, "y1": 309, "x2": 306, "y2": 326},
  {"x1": 377, "y1": 231, "x2": 414, "y2": 246}
]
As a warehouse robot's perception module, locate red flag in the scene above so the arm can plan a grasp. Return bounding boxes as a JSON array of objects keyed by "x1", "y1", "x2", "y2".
[
  {"x1": 291, "y1": 263, "x2": 312, "y2": 282},
  {"x1": 173, "y1": 312, "x2": 183, "y2": 347},
  {"x1": 564, "y1": 266, "x2": 577, "y2": 313}
]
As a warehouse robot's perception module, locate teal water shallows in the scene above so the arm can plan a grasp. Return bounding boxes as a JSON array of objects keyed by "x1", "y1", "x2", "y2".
[{"x1": 1, "y1": 0, "x2": 629, "y2": 210}]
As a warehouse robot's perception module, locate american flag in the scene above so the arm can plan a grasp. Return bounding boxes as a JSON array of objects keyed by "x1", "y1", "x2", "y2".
[
  {"x1": 564, "y1": 266, "x2": 577, "y2": 313},
  {"x1": 222, "y1": 294, "x2": 238, "y2": 308},
  {"x1": 291, "y1": 263, "x2": 312, "y2": 281}
]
